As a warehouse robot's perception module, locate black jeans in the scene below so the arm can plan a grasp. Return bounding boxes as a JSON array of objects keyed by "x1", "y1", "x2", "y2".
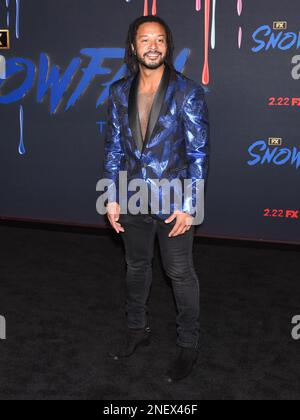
[{"x1": 118, "y1": 212, "x2": 200, "y2": 349}]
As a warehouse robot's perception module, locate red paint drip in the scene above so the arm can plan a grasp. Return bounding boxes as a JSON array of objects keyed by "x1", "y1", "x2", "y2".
[
  {"x1": 144, "y1": 0, "x2": 148, "y2": 16},
  {"x1": 202, "y1": 0, "x2": 210, "y2": 85},
  {"x1": 152, "y1": 0, "x2": 157, "y2": 16}
]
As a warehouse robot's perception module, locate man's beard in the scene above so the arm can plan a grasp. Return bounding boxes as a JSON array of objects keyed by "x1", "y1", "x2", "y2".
[{"x1": 135, "y1": 52, "x2": 166, "y2": 70}]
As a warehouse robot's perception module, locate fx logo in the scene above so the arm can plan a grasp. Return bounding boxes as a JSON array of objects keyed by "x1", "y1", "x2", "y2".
[
  {"x1": 286, "y1": 210, "x2": 299, "y2": 219},
  {"x1": 268, "y1": 137, "x2": 282, "y2": 146},
  {"x1": 0, "y1": 315, "x2": 6, "y2": 340},
  {"x1": 0, "y1": 29, "x2": 10, "y2": 49},
  {"x1": 273, "y1": 21, "x2": 287, "y2": 30}
]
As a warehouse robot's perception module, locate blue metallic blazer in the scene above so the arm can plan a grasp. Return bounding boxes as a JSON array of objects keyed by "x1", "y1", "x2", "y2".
[{"x1": 102, "y1": 63, "x2": 210, "y2": 224}]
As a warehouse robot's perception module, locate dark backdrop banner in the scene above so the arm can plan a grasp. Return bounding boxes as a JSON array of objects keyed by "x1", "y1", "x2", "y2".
[{"x1": 0, "y1": 0, "x2": 299, "y2": 244}]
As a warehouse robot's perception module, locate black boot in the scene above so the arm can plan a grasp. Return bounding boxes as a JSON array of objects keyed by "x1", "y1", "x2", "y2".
[
  {"x1": 164, "y1": 345, "x2": 199, "y2": 382},
  {"x1": 108, "y1": 326, "x2": 151, "y2": 360}
]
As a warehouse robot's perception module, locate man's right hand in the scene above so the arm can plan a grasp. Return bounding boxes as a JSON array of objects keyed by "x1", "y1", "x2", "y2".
[{"x1": 106, "y1": 202, "x2": 125, "y2": 234}]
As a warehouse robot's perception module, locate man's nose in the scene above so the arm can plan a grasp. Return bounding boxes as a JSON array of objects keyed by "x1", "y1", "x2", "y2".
[{"x1": 149, "y1": 40, "x2": 159, "y2": 49}]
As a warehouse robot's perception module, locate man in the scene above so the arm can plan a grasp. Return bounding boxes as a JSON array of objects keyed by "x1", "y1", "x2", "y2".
[{"x1": 102, "y1": 15, "x2": 209, "y2": 382}]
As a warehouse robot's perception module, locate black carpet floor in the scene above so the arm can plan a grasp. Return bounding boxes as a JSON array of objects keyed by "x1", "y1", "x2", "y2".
[{"x1": 0, "y1": 222, "x2": 299, "y2": 400}]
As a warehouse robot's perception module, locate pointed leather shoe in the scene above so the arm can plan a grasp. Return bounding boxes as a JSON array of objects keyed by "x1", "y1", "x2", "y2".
[
  {"x1": 164, "y1": 345, "x2": 199, "y2": 382},
  {"x1": 108, "y1": 326, "x2": 151, "y2": 360}
]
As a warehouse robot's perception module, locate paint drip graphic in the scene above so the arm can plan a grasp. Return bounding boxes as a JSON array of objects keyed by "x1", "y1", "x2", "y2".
[
  {"x1": 1, "y1": 0, "x2": 245, "y2": 155},
  {"x1": 237, "y1": 0, "x2": 243, "y2": 49},
  {"x1": 19, "y1": 105, "x2": 25, "y2": 155},
  {"x1": 143, "y1": 0, "x2": 157, "y2": 16},
  {"x1": 127, "y1": 0, "x2": 245, "y2": 85},
  {"x1": 202, "y1": 0, "x2": 210, "y2": 84},
  {"x1": 2, "y1": 0, "x2": 20, "y2": 38}
]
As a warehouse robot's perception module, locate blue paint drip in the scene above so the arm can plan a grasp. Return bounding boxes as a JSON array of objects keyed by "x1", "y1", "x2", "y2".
[
  {"x1": 15, "y1": 0, "x2": 20, "y2": 39},
  {"x1": 6, "y1": 0, "x2": 10, "y2": 27},
  {"x1": 18, "y1": 105, "x2": 25, "y2": 155}
]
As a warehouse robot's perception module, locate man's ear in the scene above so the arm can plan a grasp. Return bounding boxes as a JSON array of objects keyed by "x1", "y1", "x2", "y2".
[{"x1": 131, "y1": 43, "x2": 136, "y2": 55}]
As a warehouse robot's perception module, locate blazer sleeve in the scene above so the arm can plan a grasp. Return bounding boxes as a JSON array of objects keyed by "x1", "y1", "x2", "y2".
[
  {"x1": 181, "y1": 85, "x2": 210, "y2": 219},
  {"x1": 102, "y1": 85, "x2": 125, "y2": 204}
]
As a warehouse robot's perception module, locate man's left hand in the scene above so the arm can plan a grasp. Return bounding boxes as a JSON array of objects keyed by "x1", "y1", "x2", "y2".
[{"x1": 165, "y1": 210, "x2": 194, "y2": 237}]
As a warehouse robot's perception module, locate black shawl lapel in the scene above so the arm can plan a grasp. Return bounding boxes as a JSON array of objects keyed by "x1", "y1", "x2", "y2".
[
  {"x1": 128, "y1": 71, "x2": 144, "y2": 153},
  {"x1": 128, "y1": 63, "x2": 172, "y2": 154}
]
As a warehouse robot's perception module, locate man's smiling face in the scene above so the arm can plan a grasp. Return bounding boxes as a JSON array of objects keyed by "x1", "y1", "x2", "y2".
[{"x1": 132, "y1": 22, "x2": 167, "y2": 70}]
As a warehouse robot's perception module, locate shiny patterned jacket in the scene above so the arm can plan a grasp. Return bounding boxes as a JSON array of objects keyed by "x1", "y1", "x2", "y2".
[{"x1": 102, "y1": 63, "x2": 210, "y2": 224}]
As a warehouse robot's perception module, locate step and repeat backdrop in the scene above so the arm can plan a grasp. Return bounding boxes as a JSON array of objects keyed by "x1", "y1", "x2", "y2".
[{"x1": 0, "y1": 0, "x2": 299, "y2": 244}]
